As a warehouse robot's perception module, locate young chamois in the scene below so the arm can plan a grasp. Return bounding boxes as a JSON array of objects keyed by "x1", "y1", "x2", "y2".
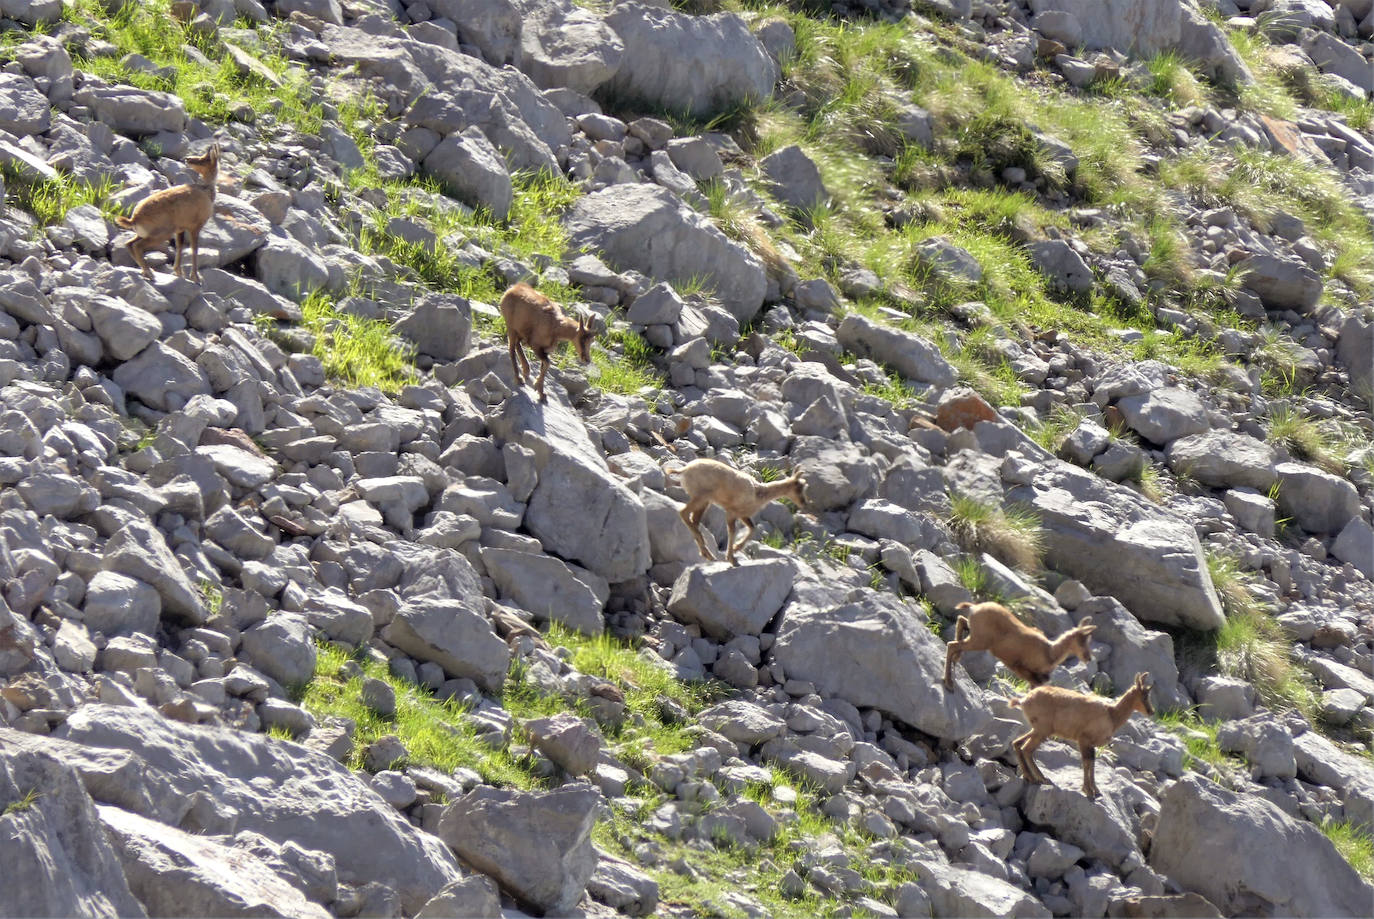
[
  {"x1": 1010, "y1": 672, "x2": 1155, "y2": 797},
  {"x1": 676, "y1": 460, "x2": 806, "y2": 565},
  {"x1": 117, "y1": 143, "x2": 219, "y2": 282},
  {"x1": 943, "y1": 601, "x2": 1096, "y2": 691},
  {"x1": 499, "y1": 283, "x2": 595, "y2": 403}
]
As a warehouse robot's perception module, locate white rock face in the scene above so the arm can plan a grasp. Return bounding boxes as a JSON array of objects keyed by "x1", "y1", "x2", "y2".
[
  {"x1": 1151, "y1": 774, "x2": 1374, "y2": 917},
  {"x1": 1007, "y1": 463, "x2": 1225, "y2": 630},
  {"x1": 51, "y1": 706, "x2": 465, "y2": 913},
  {"x1": 97, "y1": 805, "x2": 332, "y2": 919},
  {"x1": 772, "y1": 579, "x2": 992, "y2": 740},
  {"x1": 603, "y1": 4, "x2": 777, "y2": 119},
  {"x1": 565, "y1": 183, "x2": 767, "y2": 323},
  {"x1": 0, "y1": 738, "x2": 147, "y2": 919}
]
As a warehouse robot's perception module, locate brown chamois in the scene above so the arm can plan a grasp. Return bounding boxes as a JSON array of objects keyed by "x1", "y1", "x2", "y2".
[
  {"x1": 943, "y1": 601, "x2": 1096, "y2": 691},
  {"x1": 116, "y1": 143, "x2": 220, "y2": 282},
  {"x1": 1010, "y1": 671, "x2": 1155, "y2": 797},
  {"x1": 498, "y1": 283, "x2": 595, "y2": 403},
  {"x1": 675, "y1": 459, "x2": 806, "y2": 565}
]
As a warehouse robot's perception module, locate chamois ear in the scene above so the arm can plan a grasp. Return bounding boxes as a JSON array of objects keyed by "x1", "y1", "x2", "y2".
[
  {"x1": 1078, "y1": 616, "x2": 1093, "y2": 629},
  {"x1": 955, "y1": 601, "x2": 973, "y2": 612},
  {"x1": 1079, "y1": 625, "x2": 1096, "y2": 636},
  {"x1": 1135, "y1": 672, "x2": 1153, "y2": 690}
]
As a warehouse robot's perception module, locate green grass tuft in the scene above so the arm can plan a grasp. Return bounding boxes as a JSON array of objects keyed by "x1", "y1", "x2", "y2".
[
  {"x1": 947, "y1": 493, "x2": 1043, "y2": 572},
  {"x1": 1322, "y1": 819, "x2": 1374, "y2": 881},
  {"x1": 299, "y1": 290, "x2": 416, "y2": 393}
]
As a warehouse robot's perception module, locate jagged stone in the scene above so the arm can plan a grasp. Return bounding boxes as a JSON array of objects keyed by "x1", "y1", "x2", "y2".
[
  {"x1": 1150, "y1": 774, "x2": 1373, "y2": 916},
  {"x1": 666, "y1": 559, "x2": 796, "y2": 639},
  {"x1": 772, "y1": 580, "x2": 991, "y2": 740},
  {"x1": 565, "y1": 184, "x2": 766, "y2": 323},
  {"x1": 481, "y1": 546, "x2": 609, "y2": 635},
  {"x1": 1006, "y1": 463, "x2": 1224, "y2": 630},
  {"x1": 436, "y1": 784, "x2": 600, "y2": 915},
  {"x1": 41, "y1": 707, "x2": 463, "y2": 914}
]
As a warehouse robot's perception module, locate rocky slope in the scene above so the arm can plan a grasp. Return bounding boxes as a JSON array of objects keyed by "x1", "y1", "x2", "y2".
[{"x1": 0, "y1": 0, "x2": 1373, "y2": 916}]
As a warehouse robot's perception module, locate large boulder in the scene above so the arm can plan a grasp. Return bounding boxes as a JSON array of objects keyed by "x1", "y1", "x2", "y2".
[
  {"x1": 0, "y1": 72, "x2": 50, "y2": 136},
  {"x1": 101, "y1": 518, "x2": 206, "y2": 625},
  {"x1": 1165, "y1": 430, "x2": 1278, "y2": 491},
  {"x1": 112, "y1": 342, "x2": 210, "y2": 412},
  {"x1": 1026, "y1": 239, "x2": 1093, "y2": 293},
  {"x1": 1150, "y1": 774, "x2": 1373, "y2": 917},
  {"x1": 72, "y1": 84, "x2": 188, "y2": 136},
  {"x1": 488, "y1": 389, "x2": 650, "y2": 583},
  {"x1": 771, "y1": 580, "x2": 991, "y2": 740},
  {"x1": 602, "y1": 4, "x2": 777, "y2": 119},
  {"x1": 836, "y1": 314, "x2": 958, "y2": 387},
  {"x1": 565, "y1": 184, "x2": 766, "y2": 323},
  {"x1": 436, "y1": 785, "x2": 600, "y2": 915},
  {"x1": 1239, "y1": 253, "x2": 1323, "y2": 312},
  {"x1": 1007, "y1": 463, "x2": 1224, "y2": 630},
  {"x1": 480, "y1": 547, "x2": 609, "y2": 635},
  {"x1": 97, "y1": 805, "x2": 331, "y2": 919},
  {"x1": 42, "y1": 708, "x2": 463, "y2": 913},
  {"x1": 914, "y1": 858, "x2": 1051, "y2": 918},
  {"x1": 1028, "y1": 0, "x2": 1247, "y2": 82},
  {"x1": 517, "y1": 0, "x2": 624, "y2": 94},
  {"x1": 1115, "y1": 387, "x2": 1208, "y2": 445},
  {"x1": 393, "y1": 292, "x2": 473, "y2": 363},
  {"x1": 1336, "y1": 312, "x2": 1372, "y2": 397},
  {"x1": 421, "y1": 126, "x2": 513, "y2": 220},
  {"x1": 382, "y1": 598, "x2": 510, "y2": 693},
  {"x1": 760, "y1": 144, "x2": 828, "y2": 213},
  {"x1": 666, "y1": 559, "x2": 796, "y2": 639},
  {"x1": 1275, "y1": 462, "x2": 1361, "y2": 534},
  {"x1": 0, "y1": 736, "x2": 147, "y2": 918},
  {"x1": 428, "y1": 0, "x2": 521, "y2": 66}
]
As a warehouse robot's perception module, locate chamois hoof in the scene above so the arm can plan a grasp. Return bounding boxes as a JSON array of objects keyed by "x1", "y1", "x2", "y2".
[{"x1": 942, "y1": 678, "x2": 955, "y2": 692}]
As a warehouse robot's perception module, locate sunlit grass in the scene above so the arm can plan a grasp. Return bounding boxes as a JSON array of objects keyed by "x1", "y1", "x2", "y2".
[
  {"x1": 1322, "y1": 819, "x2": 1374, "y2": 881},
  {"x1": 298, "y1": 290, "x2": 416, "y2": 393},
  {"x1": 947, "y1": 493, "x2": 1043, "y2": 572}
]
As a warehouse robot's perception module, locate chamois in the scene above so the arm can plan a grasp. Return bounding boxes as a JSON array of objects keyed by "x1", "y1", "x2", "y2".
[
  {"x1": 1010, "y1": 672, "x2": 1155, "y2": 797},
  {"x1": 117, "y1": 143, "x2": 220, "y2": 282},
  {"x1": 675, "y1": 460, "x2": 806, "y2": 565},
  {"x1": 499, "y1": 283, "x2": 595, "y2": 403},
  {"x1": 943, "y1": 601, "x2": 1096, "y2": 691}
]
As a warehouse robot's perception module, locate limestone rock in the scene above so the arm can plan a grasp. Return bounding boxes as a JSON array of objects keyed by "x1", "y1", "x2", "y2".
[
  {"x1": 1007, "y1": 463, "x2": 1224, "y2": 630},
  {"x1": 603, "y1": 4, "x2": 777, "y2": 119},
  {"x1": 436, "y1": 784, "x2": 601, "y2": 915},
  {"x1": 565, "y1": 184, "x2": 766, "y2": 323},
  {"x1": 1150, "y1": 774, "x2": 1373, "y2": 916},
  {"x1": 666, "y1": 559, "x2": 796, "y2": 639},
  {"x1": 771, "y1": 580, "x2": 991, "y2": 740}
]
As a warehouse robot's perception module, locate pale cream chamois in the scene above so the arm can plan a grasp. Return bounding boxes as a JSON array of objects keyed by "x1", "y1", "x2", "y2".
[
  {"x1": 116, "y1": 143, "x2": 220, "y2": 282},
  {"x1": 499, "y1": 283, "x2": 596, "y2": 402},
  {"x1": 675, "y1": 460, "x2": 806, "y2": 565},
  {"x1": 1010, "y1": 672, "x2": 1155, "y2": 797},
  {"x1": 943, "y1": 601, "x2": 1096, "y2": 691}
]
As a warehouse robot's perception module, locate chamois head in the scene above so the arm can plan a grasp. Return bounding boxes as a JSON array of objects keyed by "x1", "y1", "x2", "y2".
[
  {"x1": 186, "y1": 143, "x2": 220, "y2": 183},
  {"x1": 1130, "y1": 671, "x2": 1154, "y2": 716},
  {"x1": 1064, "y1": 616, "x2": 1097, "y2": 664},
  {"x1": 572, "y1": 314, "x2": 595, "y2": 365}
]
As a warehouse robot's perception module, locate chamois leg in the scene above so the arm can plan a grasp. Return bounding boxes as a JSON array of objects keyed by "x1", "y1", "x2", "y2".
[
  {"x1": 943, "y1": 614, "x2": 973, "y2": 690},
  {"x1": 680, "y1": 499, "x2": 713, "y2": 560},
  {"x1": 535, "y1": 350, "x2": 550, "y2": 403},
  {"x1": 1014, "y1": 730, "x2": 1049, "y2": 784},
  {"x1": 171, "y1": 230, "x2": 185, "y2": 278},
  {"x1": 736, "y1": 513, "x2": 758, "y2": 554},
  {"x1": 506, "y1": 336, "x2": 526, "y2": 385},
  {"x1": 188, "y1": 226, "x2": 202, "y2": 282},
  {"x1": 1079, "y1": 743, "x2": 1098, "y2": 797},
  {"x1": 128, "y1": 236, "x2": 153, "y2": 280}
]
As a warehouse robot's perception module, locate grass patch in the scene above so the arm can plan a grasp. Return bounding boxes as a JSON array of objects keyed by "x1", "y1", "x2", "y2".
[
  {"x1": 2, "y1": 788, "x2": 39, "y2": 816},
  {"x1": 591, "y1": 328, "x2": 665, "y2": 396},
  {"x1": 63, "y1": 0, "x2": 324, "y2": 135},
  {"x1": 300, "y1": 643, "x2": 543, "y2": 787},
  {"x1": 2, "y1": 172, "x2": 123, "y2": 227},
  {"x1": 947, "y1": 493, "x2": 1043, "y2": 571},
  {"x1": 1146, "y1": 51, "x2": 1208, "y2": 107},
  {"x1": 1322, "y1": 819, "x2": 1374, "y2": 881},
  {"x1": 1266, "y1": 404, "x2": 1343, "y2": 474},
  {"x1": 1155, "y1": 709, "x2": 1231, "y2": 772},
  {"x1": 1203, "y1": 551, "x2": 1317, "y2": 717},
  {"x1": 298, "y1": 290, "x2": 416, "y2": 393}
]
